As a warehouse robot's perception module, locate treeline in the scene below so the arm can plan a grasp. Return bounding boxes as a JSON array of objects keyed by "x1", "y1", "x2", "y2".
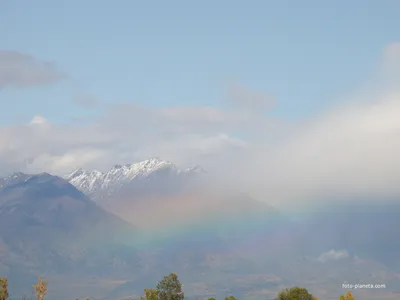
[
  {"x1": 0, "y1": 273, "x2": 355, "y2": 300},
  {"x1": 0, "y1": 277, "x2": 47, "y2": 300}
]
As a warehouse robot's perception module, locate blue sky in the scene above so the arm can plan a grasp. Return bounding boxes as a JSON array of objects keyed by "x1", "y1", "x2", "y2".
[
  {"x1": 1, "y1": 0, "x2": 399, "y2": 125},
  {"x1": 1, "y1": 0, "x2": 400, "y2": 205}
]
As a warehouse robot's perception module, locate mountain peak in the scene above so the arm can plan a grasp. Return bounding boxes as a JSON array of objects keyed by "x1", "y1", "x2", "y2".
[
  {"x1": 0, "y1": 170, "x2": 134, "y2": 279},
  {"x1": 26, "y1": 172, "x2": 64, "y2": 184},
  {"x1": 66, "y1": 168, "x2": 86, "y2": 177},
  {"x1": 129, "y1": 157, "x2": 175, "y2": 170},
  {"x1": 65, "y1": 158, "x2": 204, "y2": 201},
  {"x1": 0, "y1": 172, "x2": 33, "y2": 189},
  {"x1": 111, "y1": 164, "x2": 123, "y2": 170},
  {"x1": 145, "y1": 156, "x2": 164, "y2": 163}
]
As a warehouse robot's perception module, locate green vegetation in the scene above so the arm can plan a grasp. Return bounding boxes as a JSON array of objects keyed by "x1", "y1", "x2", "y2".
[
  {"x1": 156, "y1": 273, "x2": 184, "y2": 300},
  {"x1": 276, "y1": 286, "x2": 319, "y2": 300},
  {"x1": 141, "y1": 288, "x2": 160, "y2": 300},
  {"x1": 0, "y1": 273, "x2": 356, "y2": 300}
]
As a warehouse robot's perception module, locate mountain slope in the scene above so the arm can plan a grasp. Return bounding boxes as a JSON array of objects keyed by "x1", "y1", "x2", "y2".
[
  {"x1": 1, "y1": 171, "x2": 400, "y2": 300},
  {"x1": 0, "y1": 172, "x2": 138, "y2": 278},
  {"x1": 65, "y1": 157, "x2": 205, "y2": 201}
]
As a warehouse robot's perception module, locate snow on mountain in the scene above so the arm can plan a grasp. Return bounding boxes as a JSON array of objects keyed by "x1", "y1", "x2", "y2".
[
  {"x1": 65, "y1": 157, "x2": 206, "y2": 201},
  {"x1": 0, "y1": 172, "x2": 33, "y2": 189}
]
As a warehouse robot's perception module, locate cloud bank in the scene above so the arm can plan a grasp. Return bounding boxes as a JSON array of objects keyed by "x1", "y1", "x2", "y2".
[{"x1": 0, "y1": 43, "x2": 400, "y2": 208}]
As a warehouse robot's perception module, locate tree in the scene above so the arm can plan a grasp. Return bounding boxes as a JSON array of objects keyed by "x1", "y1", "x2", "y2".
[
  {"x1": 0, "y1": 278, "x2": 8, "y2": 300},
  {"x1": 224, "y1": 296, "x2": 237, "y2": 300},
  {"x1": 339, "y1": 291, "x2": 354, "y2": 300},
  {"x1": 33, "y1": 277, "x2": 47, "y2": 300},
  {"x1": 277, "y1": 286, "x2": 314, "y2": 300},
  {"x1": 156, "y1": 273, "x2": 184, "y2": 300},
  {"x1": 207, "y1": 298, "x2": 216, "y2": 300},
  {"x1": 141, "y1": 288, "x2": 159, "y2": 300}
]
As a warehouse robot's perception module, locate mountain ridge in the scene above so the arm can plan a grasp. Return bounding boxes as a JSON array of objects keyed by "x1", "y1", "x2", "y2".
[
  {"x1": 64, "y1": 157, "x2": 206, "y2": 201},
  {"x1": 1, "y1": 163, "x2": 400, "y2": 299},
  {"x1": 0, "y1": 172, "x2": 140, "y2": 285}
]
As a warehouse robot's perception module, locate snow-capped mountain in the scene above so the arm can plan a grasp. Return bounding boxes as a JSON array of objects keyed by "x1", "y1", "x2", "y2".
[
  {"x1": 65, "y1": 157, "x2": 206, "y2": 201},
  {"x1": 0, "y1": 172, "x2": 33, "y2": 189}
]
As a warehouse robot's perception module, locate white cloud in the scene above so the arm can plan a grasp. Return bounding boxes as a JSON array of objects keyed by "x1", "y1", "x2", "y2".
[
  {"x1": 26, "y1": 149, "x2": 109, "y2": 175},
  {"x1": 317, "y1": 249, "x2": 350, "y2": 263},
  {"x1": 0, "y1": 43, "x2": 400, "y2": 208},
  {"x1": 29, "y1": 115, "x2": 49, "y2": 125},
  {"x1": 256, "y1": 94, "x2": 400, "y2": 204},
  {"x1": 216, "y1": 43, "x2": 400, "y2": 207},
  {"x1": 0, "y1": 106, "x2": 250, "y2": 176}
]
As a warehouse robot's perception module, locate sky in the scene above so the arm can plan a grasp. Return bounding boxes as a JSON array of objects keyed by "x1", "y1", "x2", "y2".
[{"x1": 1, "y1": 0, "x2": 400, "y2": 206}]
